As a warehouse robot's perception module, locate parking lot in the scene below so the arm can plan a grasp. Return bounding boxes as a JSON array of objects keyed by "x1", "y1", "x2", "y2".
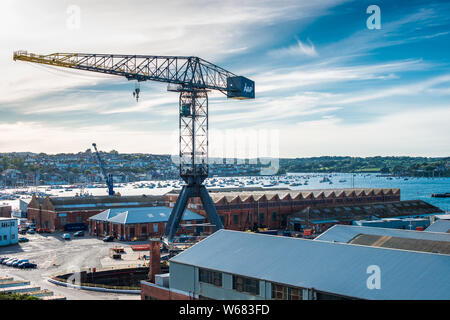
[{"x1": 0, "y1": 232, "x2": 145, "y2": 300}]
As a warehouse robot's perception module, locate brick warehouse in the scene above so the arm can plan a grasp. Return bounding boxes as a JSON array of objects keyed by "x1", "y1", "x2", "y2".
[
  {"x1": 0, "y1": 205, "x2": 12, "y2": 218},
  {"x1": 27, "y1": 194, "x2": 165, "y2": 232},
  {"x1": 165, "y1": 188, "x2": 401, "y2": 231}
]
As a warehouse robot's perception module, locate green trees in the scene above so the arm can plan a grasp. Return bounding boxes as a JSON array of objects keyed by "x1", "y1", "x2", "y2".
[
  {"x1": 0, "y1": 293, "x2": 40, "y2": 300},
  {"x1": 280, "y1": 156, "x2": 449, "y2": 177}
]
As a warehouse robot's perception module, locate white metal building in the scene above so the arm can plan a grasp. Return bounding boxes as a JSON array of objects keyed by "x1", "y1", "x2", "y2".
[
  {"x1": 0, "y1": 217, "x2": 18, "y2": 246},
  {"x1": 164, "y1": 229, "x2": 450, "y2": 300}
]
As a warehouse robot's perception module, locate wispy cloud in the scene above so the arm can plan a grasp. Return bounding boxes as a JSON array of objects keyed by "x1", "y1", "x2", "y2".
[
  {"x1": 269, "y1": 38, "x2": 318, "y2": 57},
  {"x1": 254, "y1": 59, "x2": 429, "y2": 93}
]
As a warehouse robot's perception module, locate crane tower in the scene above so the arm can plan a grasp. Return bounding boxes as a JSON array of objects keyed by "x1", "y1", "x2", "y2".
[{"x1": 13, "y1": 51, "x2": 255, "y2": 243}]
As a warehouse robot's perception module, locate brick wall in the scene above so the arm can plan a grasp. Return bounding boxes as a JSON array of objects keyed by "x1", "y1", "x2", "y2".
[
  {"x1": 0, "y1": 206, "x2": 12, "y2": 218},
  {"x1": 141, "y1": 281, "x2": 196, "y2": 300}
]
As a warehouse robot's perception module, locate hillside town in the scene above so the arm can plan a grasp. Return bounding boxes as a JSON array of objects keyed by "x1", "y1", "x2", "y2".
[
  {"x1": 2, "y1": 151, "x2": 449, "y2": 188},
  {"x1": 0, "y1": 151, "x2": 264, "y2": 187}
]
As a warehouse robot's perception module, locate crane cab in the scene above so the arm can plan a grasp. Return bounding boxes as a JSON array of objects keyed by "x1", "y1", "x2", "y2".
[{"x1": 180, "y1": 103, "x2": 191, "y2": 117}]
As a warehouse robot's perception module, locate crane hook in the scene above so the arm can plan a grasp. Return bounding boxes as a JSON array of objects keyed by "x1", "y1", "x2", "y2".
[{"x1": 133, "y1": 82, "x2": 140, "y2": 102}]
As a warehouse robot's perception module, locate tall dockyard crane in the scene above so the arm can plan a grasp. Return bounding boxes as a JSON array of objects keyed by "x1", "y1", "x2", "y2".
[
  {"x1": 13, "y1": 51, "x2": 255, "y2": 243},
  {"x1": 91, "y1": 143, "x2": 115, "y2": 196}
]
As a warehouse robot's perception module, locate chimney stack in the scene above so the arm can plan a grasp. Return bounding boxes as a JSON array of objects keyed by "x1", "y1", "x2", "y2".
[{"x1": 148, "y1": 238, "x2": 161, "y2": 283}]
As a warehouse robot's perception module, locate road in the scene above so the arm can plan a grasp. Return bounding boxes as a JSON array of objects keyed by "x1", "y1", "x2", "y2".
[{"x1": 0, "y1": 232, "x2": 143, "y2": 300}]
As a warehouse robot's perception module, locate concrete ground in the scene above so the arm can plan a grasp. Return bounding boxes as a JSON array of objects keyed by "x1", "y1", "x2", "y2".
[{"x1": 0, "y1": 232, "x2": 152, "y2": 300}]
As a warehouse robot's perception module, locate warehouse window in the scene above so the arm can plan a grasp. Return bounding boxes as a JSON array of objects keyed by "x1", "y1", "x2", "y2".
[
  {"x1": 233, "y1": 275, "x2": 260, "y2": 296},
  {"x1": 272, "y1": 212, "x2": 277, "y2": 221},
  {"x1": 271, "y1": 283, "x2": 302, "y2": 300},
  {"x1": 199, "y1": 268, "x2": 222, "y2": 287},
  {"x1": 233, "y1": 215, "x2": 239, "y2": 224},
  {"x1": 259, "y1": 213, "x2": 264, "y2": 223},
  {"x1": 153, "y1": 224, "x2": 158, "y2": 233}
]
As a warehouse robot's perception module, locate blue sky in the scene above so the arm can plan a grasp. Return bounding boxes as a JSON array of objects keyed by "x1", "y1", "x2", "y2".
[{"x1": 1, "y1": 0, "x2": 449, "y2": 157}]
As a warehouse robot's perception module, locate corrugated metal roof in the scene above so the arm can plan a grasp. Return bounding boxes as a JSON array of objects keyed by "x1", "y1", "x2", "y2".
[
  {"x1": 425, "y1": 220, "x2": 450, "y2": 233},
  {"x1": 90, "y1": 206, "x2": 205, "y2": 224},
  {"x1": 88, "y1": 209, "x2": 121, "y2": 221},
  {"x1": 170, "y1": 229, "x2": 450, "y2": 300},
  {"x1": 290, "y1": 200, "x2": 443, "y2": 223},
  {"x1": 348, "y1": 234, "x2": 450, "y2": 255},
  {"x1": 315, "y1": 225, "x2": 450, "y2": 244},
  {"x1": 167, "y1": 188, "x2": 401, "y2": 204}
]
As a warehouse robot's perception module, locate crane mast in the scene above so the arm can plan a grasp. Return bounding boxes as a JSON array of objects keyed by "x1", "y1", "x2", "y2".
[
  {"x1": 13, "y1": 51, "x2": 255, "y2": 243},
  {"x1": 92, "y1": 143, "x2": 115, "y2": 196}
]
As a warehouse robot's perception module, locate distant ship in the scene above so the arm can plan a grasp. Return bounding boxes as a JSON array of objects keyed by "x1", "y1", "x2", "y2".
[{"x1": 431, "y1": 193, "x2": 450, "y2": 198}]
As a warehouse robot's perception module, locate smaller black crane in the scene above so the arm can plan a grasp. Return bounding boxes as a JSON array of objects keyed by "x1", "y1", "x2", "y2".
[{"x1": 92, "y1": 143, "x2": 115, "y2": 196}]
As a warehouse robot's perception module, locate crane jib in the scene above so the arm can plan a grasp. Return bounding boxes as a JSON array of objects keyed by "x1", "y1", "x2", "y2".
[{"x1": 13, "y1": 51, "x2": 255, "y2": 99}]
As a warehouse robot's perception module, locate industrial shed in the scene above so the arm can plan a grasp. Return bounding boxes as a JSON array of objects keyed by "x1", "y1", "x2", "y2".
[
  {"x1": 166, "y1": 187, "x2": 401, "y2": 231},
  {"x1": 27, "y1": 194, "x2": 165, "y2": 232},
  {"x1": 89, "y1": 206, "x2": 205, "y2": 240},
  {"x1": 315, "y1": 225, "x2": 450, "y2": 255},
  {"x1": 425, "y1": 219, "x2": 450, "y2": 233},
  {"x1": 287, "y1": 200, "x2": 443, "y2": 233},
  {"x1": 158, "y1": 229, "x2": 450, "y2": 300}
]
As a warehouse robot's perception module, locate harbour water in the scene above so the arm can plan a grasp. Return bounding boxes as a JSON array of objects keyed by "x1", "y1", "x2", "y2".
[{"x1": 1, "y1": 173, "x2": 449, "y2": 212}]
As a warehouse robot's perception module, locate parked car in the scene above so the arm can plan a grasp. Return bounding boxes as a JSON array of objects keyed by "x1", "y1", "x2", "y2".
[
  {"x1": 103, "y1": 235, "x2": 114, "y2": 242},
  {"x1": 37, "y1": 228, "x2": 50, "y2": 233},
  {"x1": 0, "y1": 257, "x2": 8, "y2": 263},
  {"x1": 6, "y1": 259, "x2": 19, "y2": 266},
  {"x1": 19, "y1": 262, "x2": 37, "y2": 269},
  {"x1": 17, "y1": 260, "x2": 34, "y2": 269},
  {"x1": 12, "y1": 259, "x2": 28, "y2": 268},
  {"x1": 18, "y1": 237, "x2": 29, "y2": 243},
  {"x1": 74, "y1": 231, "x2": 84, "y2": 237},
  {"x1": 27, "y1": 229, "x2": 36, "y2": 235},
  {"x1": 62, "y1": 233, "x2": 71, "y2": 240}
]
